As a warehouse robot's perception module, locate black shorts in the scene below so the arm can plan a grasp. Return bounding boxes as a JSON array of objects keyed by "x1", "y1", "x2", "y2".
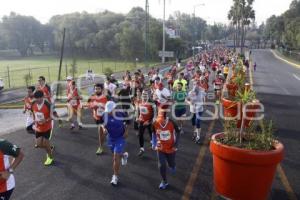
[
  {"x1": 95, "y1": 118, "x2": 104, "y2": 125},
  {"x1": 214, "y1": 88, "x2": 221, "y2": 92},
  {"x1": 0, "y1": 189, "x2": 14, "y2": 200},
  {"x1": 35, "y1": 130, "x2": 51, "y2": 140}
]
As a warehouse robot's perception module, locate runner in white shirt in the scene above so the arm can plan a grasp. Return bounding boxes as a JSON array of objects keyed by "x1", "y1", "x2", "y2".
[{"x1": 104, "y1": 78, "x2": 117, "y2": 99}]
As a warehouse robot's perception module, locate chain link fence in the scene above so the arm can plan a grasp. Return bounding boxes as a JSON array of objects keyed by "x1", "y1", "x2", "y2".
[{"x1": 0, "y1": 60, "x2": 157, "y2": 89}]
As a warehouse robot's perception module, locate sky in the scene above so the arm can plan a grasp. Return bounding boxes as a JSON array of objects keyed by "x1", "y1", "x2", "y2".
[{"x1": 0, "y1": 0, "x2": 293, "y2": 25}]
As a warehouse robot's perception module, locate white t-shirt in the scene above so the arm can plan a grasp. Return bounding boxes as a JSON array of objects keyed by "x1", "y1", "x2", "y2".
[
  {"x1": 188, "y1": 89, "x2": 206, "y2": 113},
  {"x1": 155, "y1": 88, "x2": 171, "y2": 104},
  {"x1": 151, "y1": 74, "x2": 163, "y2": 81},
  {"x1": 199, "y1": 65, "x2": 206, "y2": 73},
  {"x1": 104, "y1": 82, "x2": 117, "y2": 95}
]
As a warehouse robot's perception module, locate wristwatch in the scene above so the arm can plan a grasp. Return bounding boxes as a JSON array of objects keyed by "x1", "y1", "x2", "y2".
[{"x1": 8, "y1": 168, "x2": 14, "y2": 174}]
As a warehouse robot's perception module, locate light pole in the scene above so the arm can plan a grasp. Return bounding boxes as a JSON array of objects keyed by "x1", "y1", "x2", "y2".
[
  {"x1": 162, "y1": 0, "x2": 166, "y2": 63},
  {"x1": 193, "y1": 3, "x2": 205, "y2": 60}
]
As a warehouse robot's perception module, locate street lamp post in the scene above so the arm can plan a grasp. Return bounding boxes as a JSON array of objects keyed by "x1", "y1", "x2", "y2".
[
  {"x1": 193, "y1": 3, "x2": 205, "y2": 60},
  {"x1": 162, "y1": 0, "x2": 166, "y2": 63}
]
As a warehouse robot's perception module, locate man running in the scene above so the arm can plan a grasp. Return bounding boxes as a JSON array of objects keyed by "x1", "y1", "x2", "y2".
[
  {"x1": 0, "y1": 139, "x2": 24, "y2": 200},
  {"x1": 212, "y1": 73, "x2": 224, "y2": 105},
  {"x1": 172, "y1": 82, "x2": 187, "y2": 134},
  {"x1": 136, "y1": 90, "x2": 156, "y2": 156},
  {"x1": 102, "y1": 101, "x2": 129, "y2": 186},
  {"x1": 67, "y1": 80, "x2": 83, "y2": 130},
  {"x1": 173, "y1": 73, "x2": 187, "y2": 92},
  {"x1": 31, "y1": 90, "x2": 55, "y2": 166},
  {"x1": 186, "y1": 83, "x2": 207, "y2": 143},
  {"x1": 23, "y1": 86, "x2": 35, "y2": 134},
  {"x1": 87, "y1": 83, "x2": 108, "y2": 155},
  {"x1": 152, "y1": 111, "x2": 180, "y2": 190}
]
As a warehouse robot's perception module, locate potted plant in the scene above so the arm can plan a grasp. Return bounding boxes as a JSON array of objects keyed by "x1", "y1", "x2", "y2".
[{"x1": 211, "y1": 95, "x2": 284, "y2": 199}]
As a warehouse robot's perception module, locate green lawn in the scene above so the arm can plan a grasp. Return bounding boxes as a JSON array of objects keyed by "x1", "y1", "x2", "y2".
[{"x1": 0, "y1": 55, "x2": 160, "y2": 89}]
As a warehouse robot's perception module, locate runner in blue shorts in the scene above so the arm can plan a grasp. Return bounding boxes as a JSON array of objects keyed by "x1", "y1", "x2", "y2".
[{"x1": 102, "y1": 101, "x2": 129, "y2": 186}]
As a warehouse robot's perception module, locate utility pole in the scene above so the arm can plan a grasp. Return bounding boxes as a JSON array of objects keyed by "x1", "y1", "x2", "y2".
[
  {"x1": 56, "y1": 28, "x2": 66, "y2": 97},
  {"x1": 145, "y1": 0, "x2": 149, "y2": 67},
  {"x1": 162, "y1": 0, "x2": 166, "y2": 63}
]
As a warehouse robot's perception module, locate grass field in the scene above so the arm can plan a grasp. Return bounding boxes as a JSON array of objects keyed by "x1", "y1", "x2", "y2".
[{"x1": 0, "y1": 55, "x2": 160, "y2": 89}]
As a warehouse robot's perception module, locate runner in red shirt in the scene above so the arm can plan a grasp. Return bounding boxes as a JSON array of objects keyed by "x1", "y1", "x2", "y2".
[
  {"x1": 86, "y1": 83, "x2": 108, "y2": 155},
  {"x1": 212, "y1": 74, "x2": 224, "y2": 104},
  {"x1": 67, "y1": 80, "x2": 83, "y2": 130},
  {"x1": 164, "y1": 69, "x2": 174, "y2": 91},
  {"x1": 31, "y1": 90, "x2": 55, "y2": 166},
  {"x1": 0, "y1": 139, "x2": 24, "y2": 200},
  {"x1": 136, "y1": 90, "x2": 156, "y2": 156},
  {"x1": 152, "y1": 111, "x2": 180, "y2": 190}
]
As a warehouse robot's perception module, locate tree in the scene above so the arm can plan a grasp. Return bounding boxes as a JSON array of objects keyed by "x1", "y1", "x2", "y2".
[
  {"x1": 1, "y1": 12, "x2": 44, "y2": 56},
  {"x1": 228, "y1": 0, "x2": 255, "y2": 53}
]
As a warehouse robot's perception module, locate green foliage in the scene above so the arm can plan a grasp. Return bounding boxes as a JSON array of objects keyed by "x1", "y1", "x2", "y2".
[
  {"x1": 103, "y1": 67, "x2": 113, "y2": 77},
  {"x1": 23, "y1": 73, "x2": 32, "y2": 87},
  {"x1": 264, "y1": 0, "x2": 300, "y2": 50},
  {"x1": 219, "y1": 120, "x2": 275, "y2": 151},
  {"x1": 69, "y1": 58, "x2": 77, "y2": 78}
]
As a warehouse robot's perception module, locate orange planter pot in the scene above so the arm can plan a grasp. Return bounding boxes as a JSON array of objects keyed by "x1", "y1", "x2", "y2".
[
  {"x1": 226, "y1": 83, "x2": 238, "y2": 98},
  {"x1": 237, "y1": 101, "x2": 261, "y2": 128},
  {"x1": 222, "y1": 98, "x2": 239, "y2": 118},
  {"x1": 210, "y1": 133, "x2": 284, "y2": 200}
]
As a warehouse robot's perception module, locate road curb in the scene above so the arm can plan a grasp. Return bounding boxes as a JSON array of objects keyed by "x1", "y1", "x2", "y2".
[{"x1": 270, "y1": 49, "x2": 300, "y2": 69}]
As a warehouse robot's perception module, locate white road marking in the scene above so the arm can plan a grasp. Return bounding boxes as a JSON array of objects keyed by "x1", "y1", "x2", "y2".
[{"x1": 293, "y1": 73, "x2": 300, "y2": 81}]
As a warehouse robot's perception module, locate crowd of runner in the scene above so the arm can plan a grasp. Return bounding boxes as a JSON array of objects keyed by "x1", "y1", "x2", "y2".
[{"x1": 0, "y1": 46, "x2": 240, "y2": 199}]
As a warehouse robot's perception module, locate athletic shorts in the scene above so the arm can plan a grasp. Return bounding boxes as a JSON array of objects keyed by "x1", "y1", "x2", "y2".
[
  {"x1": 175, "y1": 108, "x2": 186, "y2": 117},
  {"x1": 214, "y1": 88, "x2": 221, "y2": 92},
  {"x1": 35, "y1": 129, "x2": 51, "y2": 140},
  {"x1": 107, "y1": 138, "x2": 125, "y2": 154}
]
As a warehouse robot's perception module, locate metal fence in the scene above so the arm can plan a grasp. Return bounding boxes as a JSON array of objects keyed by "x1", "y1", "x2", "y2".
[
  {"x1": 0, "y1": 60, "x2": 152, "y2": 89},
  {"x1": 278, "y1": 48, "x2": 300, "y2": 63}
]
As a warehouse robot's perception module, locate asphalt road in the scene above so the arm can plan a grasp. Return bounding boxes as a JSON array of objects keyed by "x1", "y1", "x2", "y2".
[
  {"x1": 1, "y1": 50, "x2": 299, "y2": 200},
  {"x1": 252, "y1": 49, "x2": 300, "y2": 200}
]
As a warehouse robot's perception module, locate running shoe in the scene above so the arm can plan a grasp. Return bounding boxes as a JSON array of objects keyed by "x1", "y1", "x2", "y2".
[
  {"x1": 195, "y1": 136, "x2": 201, "y2": 144},
  {"x1": 70, "y1": 123, "x2": 75, "y2": 130},
  {"x1": 58, "y1": 119, "x2": 63, "y2": 128},
  {"x1": 138, "y1": 148, "x2": 144, "y2": 157},
  {"x1": 110, "y1": 175, "x2": 118, "y2": 186},
  {"x1": 44, "y1": 156, "x2": 54, "y2": 166},
  {"x1": 159, "y1": 181, "x2": 169, "y2": 190},
  {"x1": 122, "y1": 152, "x2": 129, "y2": 166},
  {"x1": 96, "y1": 147, "x2": 104, "y2": 155}
]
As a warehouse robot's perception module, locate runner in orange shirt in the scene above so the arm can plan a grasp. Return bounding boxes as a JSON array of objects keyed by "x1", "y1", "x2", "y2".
[
  {"x1": 67, "y1": 80, "x2": 83, "y2": 130},
  {"x1": 152, "y1": 111, "x2": 180, "y2": 190},
  {"x1": 136, "y1": 90, "x2": 156, "y2": 156},
  {"x1": 31, "y1": 90, "x2": 55, "y2": 166},
  {"x1": 87, "y1": 83, "x2": 109, "y2": 155}
]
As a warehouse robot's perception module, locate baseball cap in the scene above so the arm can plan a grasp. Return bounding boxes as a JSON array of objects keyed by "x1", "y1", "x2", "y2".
[
  {"x1": 105, "y1": 101, "x2": 116, "y2": 113},
  {"x1": 67, "y1": 76, "x2": 73, "y2": 81}
]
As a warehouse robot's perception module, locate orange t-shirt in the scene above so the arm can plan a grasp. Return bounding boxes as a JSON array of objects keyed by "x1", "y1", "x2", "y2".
[
  {"x1": 37, "y1": 85, "x2": 51, "y2": 103},
  {"x1": 24, "y1": 96, "x2": 34, "y2": 111},
  {"x1": 68, "y1": 87, "x2": 81, "y2": 108},
  {"x1": 31, "y1": 100, "x2": 52, "y2": 132},
  {"x1": 153, "y1": 118, "x2": 177, "y2": 154},
  {"x1": 138, "y1": 102, "x2": 154, "y2": 122},
  {"x1": 88, "y1": 94, "x2": 108, "y2": 120}
]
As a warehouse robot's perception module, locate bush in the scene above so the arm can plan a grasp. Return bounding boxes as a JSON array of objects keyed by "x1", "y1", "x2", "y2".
[
  {"x1": 103, "y1": 67, "x2": 113, "y2": 77},
  {"x1": 24, "y1": 73, "x2": 32, "y2": 87}
]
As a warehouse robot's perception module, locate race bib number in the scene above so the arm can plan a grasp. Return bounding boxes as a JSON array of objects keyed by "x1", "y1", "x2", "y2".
[
  {"x1": 35, "y1": 112, "x2": 45, "y2": 122},
  {"x1": 140, "y1": 106, "x2": 149, "y2": 114},
  {"x1": 70, "y1": 100, "x2": 77, "y2": 106},
  {"x1": 159, "y1": 130, "x2": 171, "y2": 141}
]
